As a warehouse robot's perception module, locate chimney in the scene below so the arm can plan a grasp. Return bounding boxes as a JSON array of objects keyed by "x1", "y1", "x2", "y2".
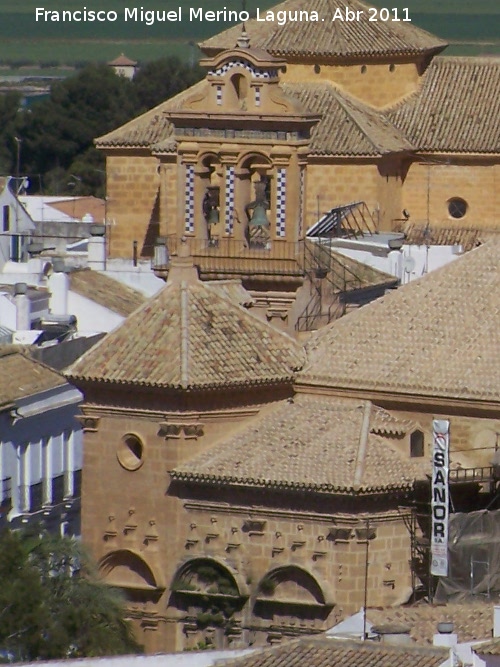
[
  {"x1": 154, "y1": 236, "x2": 169, "y2": 268},
  {"x1": 494, "y1": 606, "x2": 500, "y2": 638},
  {"x1": 48, "y1": 259, "x2": 69, "y2": 316},
  {"x1": 372, "y1": 624, "x2": 413, "y2": 646},
  {"x1": 14, "y1": 282, "x2": 30, "y2": 330},
  {"x1": 433, "y1": 622, "x2": 457, "y2": 649},
  {"x1": 88, "y1": 224, "x2": 106, "y2": 271}
]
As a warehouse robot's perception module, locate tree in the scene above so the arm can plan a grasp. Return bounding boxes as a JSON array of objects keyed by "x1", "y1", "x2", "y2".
[
  {"x1": 15, "y1": 65, "x2": 138, "y2": 195},
  {"x1": 132, "y1": 57, "x2": 204, "y2": 113},
  {"x1": 0, "y1": 528, "x2": 141, "y2": 662},
  {"x1": 3, "y1": 57, "x2": 204, "y2": 196},
  {"x1": 0, "y1": 92, "x2": 22, "y2": 174}
]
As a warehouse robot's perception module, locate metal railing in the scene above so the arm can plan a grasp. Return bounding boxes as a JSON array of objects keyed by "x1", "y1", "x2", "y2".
[
  {"x1": 162, "y1": 235, "x2": 301, "y2": 260},
  {"x1": 448, "y1": 466, "x2": 497, "y2": 484}
]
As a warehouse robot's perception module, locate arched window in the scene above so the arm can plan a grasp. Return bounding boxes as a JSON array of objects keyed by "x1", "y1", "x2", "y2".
[{"x1": 410, "y1": 430, "x2": 425, "y2": 458}]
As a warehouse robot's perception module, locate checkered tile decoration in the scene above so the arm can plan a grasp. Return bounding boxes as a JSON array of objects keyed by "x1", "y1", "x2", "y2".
[
  {"x1": 209, "y1": 60, "x2": 277, "y2": 80},
  {"x1": 224, "y1": 166, "x2": 235, "y2": 235},
  {"x1": 184, "y1": 164, "x2": 195, "y2": 233},
  {"x1": 255, "y1": 86, "x2": 261, "y2": 107},
  {"x1": 299, "y1": 168, "x2": 305, "y2": 238},
  {"x1": 216, "y1": 85, "x2": 223, "y2": 106},
  {"x1": 276, "y1": 168, "x2": 287, "y2": 238}
]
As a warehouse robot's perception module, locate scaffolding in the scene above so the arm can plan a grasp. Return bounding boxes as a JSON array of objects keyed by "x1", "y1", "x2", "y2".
[{"x1": 407, "y1": 466, "x2": 500, "y2": 602}]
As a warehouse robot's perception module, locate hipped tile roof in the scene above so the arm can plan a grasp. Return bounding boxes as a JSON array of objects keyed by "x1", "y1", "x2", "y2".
[
  {"x1": 68, "y1": 269, "x2": 146, "y2": 317},
  {"x1": 171, "y1": 395, "x2": 428, "y2": 493},
  {"x1": 397, "y1": 222, "x2": 500, "y2": 251},
  {"x1": 214, "y1": 637, "x2": 447, "y2": 667},
  {"x1": 368, "y1": 602, "x2": 496, "y2": 646},
  {"x1": 387, "y1": 57, "x2": 500, "y2": 155},
  {"x1": 301, "y1": 240, "x2": 500, "y2": 403},
  {"x1": 66, "y1": 273, "x2": 304, "y2": 390},
  {"x1": 284, "y1": 83, "x2": 413, "y2": 156},
  {"x1": 473, "y1": 638, "x2": 500, "y2": 656},
  {"x1": 96, "y1": 56, "x2": 499, "y2": 157},
  {"x1": 0, "y1": 349, "x2": 67, "y2": 408},
  {"x1": 95, "y1": 80, "x2": 206, "y2": 149},
  {"x1": 96, "y1": 78, "x2": 411, "y2": 157},
  {"x1": 200, "y1": 0, "x2": 446, "y2": 60}
]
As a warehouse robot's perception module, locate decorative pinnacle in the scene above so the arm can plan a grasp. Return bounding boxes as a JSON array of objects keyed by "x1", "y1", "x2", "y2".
[{"x1": 237, "y1": 26, "x2": 250, "y2": 49}]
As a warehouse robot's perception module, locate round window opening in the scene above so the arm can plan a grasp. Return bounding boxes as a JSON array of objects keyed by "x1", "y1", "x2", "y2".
[
  {"x1": 448, "y1": 197, "x2": 468, "y2": 219},
  {"x1": 117, "y1": 433, "x2": 145, "y2": 470}
]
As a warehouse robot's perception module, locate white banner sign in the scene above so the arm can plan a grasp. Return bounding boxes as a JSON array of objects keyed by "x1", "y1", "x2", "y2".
[{"x1": 431, "y1": 419, "x2": 450, "y2": 577}]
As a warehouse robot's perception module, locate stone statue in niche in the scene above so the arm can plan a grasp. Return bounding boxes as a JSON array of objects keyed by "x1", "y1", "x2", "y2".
[
  {"x1": 245, "y1": 179, "x2": 271, "y2": 248},
  {"x1": 203, "y1": 185, "x2": 221, "y2": 246}
]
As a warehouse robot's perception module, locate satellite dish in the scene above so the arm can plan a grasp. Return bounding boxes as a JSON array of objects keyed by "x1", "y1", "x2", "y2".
[{"x1": 403, "y1": 256, "x2": 416, "y2": 274}]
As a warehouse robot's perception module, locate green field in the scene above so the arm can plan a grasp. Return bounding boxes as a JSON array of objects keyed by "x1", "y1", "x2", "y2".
[{"x1": 0, "y1": 0, "x2": 498, "y2": 69}]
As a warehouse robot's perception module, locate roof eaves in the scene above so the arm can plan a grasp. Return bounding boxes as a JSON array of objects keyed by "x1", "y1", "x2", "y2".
[{"x1": 169, "y1": 470, "x2": 416, "y2": 494}]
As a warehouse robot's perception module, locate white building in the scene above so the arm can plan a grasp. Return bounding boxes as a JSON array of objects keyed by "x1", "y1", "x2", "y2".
[
  {"x1": 0, "y1": 177, "x2": 35, "y2": 271},
  {"x1": 0, "y1": 349, "x2": 83, "y2": 536}
]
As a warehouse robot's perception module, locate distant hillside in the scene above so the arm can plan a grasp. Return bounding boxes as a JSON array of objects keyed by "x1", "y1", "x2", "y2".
[{"x1": 0, "y1": 0, "x2": 497, "y2": 68}]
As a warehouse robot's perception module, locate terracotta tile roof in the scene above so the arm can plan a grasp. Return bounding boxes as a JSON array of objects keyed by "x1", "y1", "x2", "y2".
[
  {"x1": 284, "y1": 83, "x2": 413, "y2": 156},
  {"x1": 215, "y1": 637, "x2": 447, "y2": 667},
  {"x1": 48, "y1": 197, "x2": 105, "y2": 223},
  {"x1": 0, "y1": 348, "x2": 67, "y2": 408},
  {"x1": 302, "y1": 240, "x2": 500, "y2": 403},
  {"x1": 398, "y1": 222, "x2": 500, "y2": 252},
  {"x1": 368, "y1": 602, "x2": 496, "y2": 646},
  {"x1": 171, "y1": 395, "x2": 428, "y2": 493},
  {"x1": 206, "y1": 280, "x2": 255, "y2": 307},
  {"x1": 66, "y1": 269, "x2": 304, "y2": 390},
  {"x1": 200, "y1": 0, "x2": 446, "y2": 60},
  {"x1": 108, "y1": 53, "x2": 137, "y2": 67},
  {"x1": 473, "y1": 638, "x2": 500, "y2": 655},
  {"x1": 68, "y1": 269, "x2": 146, "y2": 317},
  {"x1": 95, "y1": 80, "x2": 206, "y2": 149},
  {"x1": 387, "y1": 57, "x2": 500, "y2": 154}
]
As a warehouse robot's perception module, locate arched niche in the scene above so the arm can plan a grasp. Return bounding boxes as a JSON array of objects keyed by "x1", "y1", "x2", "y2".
[
  {"x1": 253, "y1": 565, "x2": 334, "y2": 629},
  {"x1": 236, "y1": 152, "x2": 273, "y2": 244},
  {"x1": 169, "y1": 557, "x2": 248, "y2": 647},
  {"x1": 197, "y1": 153, "x2": 222, "y2": 241},
  {"x1": 99, "y1": 549, "x2": 164, "y2": 593},
  {"x1": 170, "y1": 556, "x2": 248, "y2": 598}
]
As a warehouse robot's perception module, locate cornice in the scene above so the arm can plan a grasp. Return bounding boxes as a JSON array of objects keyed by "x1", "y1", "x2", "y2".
[
  {"x1": 182, "y1": 501, "x2": 410, "y2": 523},
  {"x1": 294, "y1": 382, "x2": 500, "y2": 416},
  {"x1": 80, "y1": 404, "x2": 261, "y2": 421}
]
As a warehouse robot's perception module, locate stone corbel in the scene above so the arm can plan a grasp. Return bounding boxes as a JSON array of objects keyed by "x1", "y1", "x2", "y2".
[
  {"x1": 327, "y1": 527, "x2": 353, "y2": 543},
  {"x1": 266, "y1": 307, "x2": 288, "y2": 322},
  {"x1": 355, "y1": 525, "x2": 377, "y2": 542},
  {"x1": 103, "y1": 513, "x2": 118, "y2": 542},
  {"x1": 158, "y1": 422, "x2": 204, "y2": 440},
  {"x1": 144, "y1": 519, "x2": 159, "y2": 546},
  {"x1": 77, "y1": 415, "x2": 100, "y2": 433},
  {"x1": 242, "y1": 519, "x2": 266, "y2": 535}
]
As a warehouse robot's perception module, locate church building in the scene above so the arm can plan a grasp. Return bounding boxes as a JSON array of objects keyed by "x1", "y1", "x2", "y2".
[{"x1": 97, "y1": 0, "x2": 499, "y2": 265}]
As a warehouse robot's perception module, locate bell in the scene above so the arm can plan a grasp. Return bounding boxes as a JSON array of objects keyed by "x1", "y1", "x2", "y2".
[
  {"x1": 207, "y1": 208, "x2": 219, "y2": 226},
  {"x1": 249, "y1": 204, "x2": 270, "y2": 228}
]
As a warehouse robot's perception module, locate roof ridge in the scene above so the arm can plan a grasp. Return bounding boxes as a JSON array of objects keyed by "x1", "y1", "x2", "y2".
[
  {"x1": 353, "y1": 401, "x2": 371, "y2": 489},
  {"x1": 180, "y1": 281, "x2": 189, "y2": 389},
  {"x1": 331, "y1": 88, "x2": 411, "y2": 153}
]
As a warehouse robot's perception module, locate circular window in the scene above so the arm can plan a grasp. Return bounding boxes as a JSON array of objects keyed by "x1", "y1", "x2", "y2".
[
  {"x1": 314, "y1": 64, "x2": 321, "y2": 74},
  {"x1": 117, "y1": 433, "x2": 145, "y2": 471},
  {"x1": 448, "y1": 198, "x2": 468, "y2": 219}
]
